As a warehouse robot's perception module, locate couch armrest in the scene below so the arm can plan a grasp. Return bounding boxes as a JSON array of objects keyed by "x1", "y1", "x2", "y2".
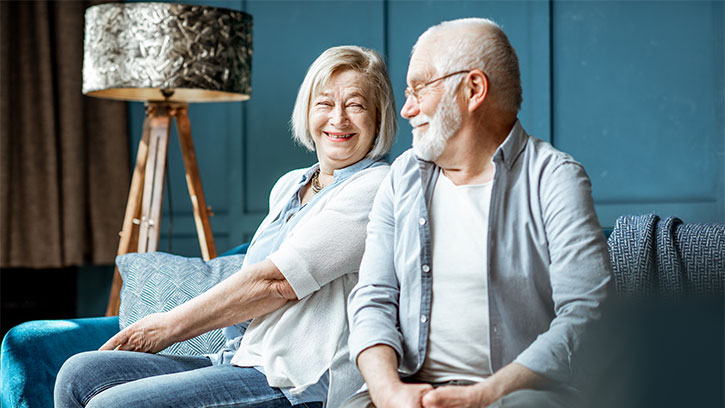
[{"x1": 1, "y1": 316, "x2": 120, "y2": 408}]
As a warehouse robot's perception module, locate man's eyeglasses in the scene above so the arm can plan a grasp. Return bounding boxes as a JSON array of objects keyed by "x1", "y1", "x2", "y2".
[{"x1": 404, "y1": 70, "x2": 470, "y2": 103}]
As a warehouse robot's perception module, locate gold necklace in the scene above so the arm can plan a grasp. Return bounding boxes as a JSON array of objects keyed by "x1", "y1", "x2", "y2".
[{"x1": 311, "y1": 169, "x2": 324, "y2": 193}]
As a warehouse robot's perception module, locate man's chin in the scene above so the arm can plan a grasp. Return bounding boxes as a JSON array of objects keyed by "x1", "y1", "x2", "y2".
[{"x1": 413, "y1": 144, "x2": 439, "y2": 161}]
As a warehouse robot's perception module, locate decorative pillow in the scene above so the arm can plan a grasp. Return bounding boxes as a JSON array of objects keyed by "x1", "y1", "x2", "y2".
[{"x1": 116, "y1": 252, "x2": 245, "y2": 356}]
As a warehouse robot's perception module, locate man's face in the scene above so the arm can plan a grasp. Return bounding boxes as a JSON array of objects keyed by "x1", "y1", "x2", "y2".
[
  {"x1": 410, "y1": 83, "x2": 462, "y2": 161},
  {"x1": 401, "y1": 47, "x2": 463, "y2": 161}
]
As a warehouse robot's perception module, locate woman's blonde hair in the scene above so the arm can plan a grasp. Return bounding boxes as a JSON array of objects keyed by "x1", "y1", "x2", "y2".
[{"x1": 290, "y1": 46, "x2": 397, "y2": 159}]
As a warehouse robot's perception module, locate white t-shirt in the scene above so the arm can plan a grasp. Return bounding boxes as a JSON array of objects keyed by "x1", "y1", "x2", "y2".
[{"x1": 415, "y1": 170, "x2": 494, "y2": 383}]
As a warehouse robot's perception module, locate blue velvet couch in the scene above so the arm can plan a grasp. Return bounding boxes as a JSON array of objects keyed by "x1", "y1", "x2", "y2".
[{"x1": 1, "y1": 216, "x2": 723, "y2": 408}]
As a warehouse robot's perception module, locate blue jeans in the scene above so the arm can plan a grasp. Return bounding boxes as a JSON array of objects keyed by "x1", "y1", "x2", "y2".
[{"x1": 54, "y1": 350, "x2": 322, "y2": 408}]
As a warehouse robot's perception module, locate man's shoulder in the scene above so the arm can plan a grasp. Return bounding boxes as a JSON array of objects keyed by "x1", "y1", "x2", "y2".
[
  {"x1": 389, "y1": 148, "x2": 426, "y2": 175},
  {"x1": 390, "y1": 148, "x2": 417, "y2": 166},
  {"x1": 517, "y1": 136, "x2": 593, "y2": 193},
  {"x1": 523, "y1": 134, "x2": 583, "y2": 173}
]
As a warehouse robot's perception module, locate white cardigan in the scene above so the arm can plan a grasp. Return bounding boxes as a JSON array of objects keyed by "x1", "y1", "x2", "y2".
[{"x1": 231, "y1": 163, "x2": 389, "y2": 407}]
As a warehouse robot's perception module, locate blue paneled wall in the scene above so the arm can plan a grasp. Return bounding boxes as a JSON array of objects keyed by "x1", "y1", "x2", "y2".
[{"x1": 128, "y1": 0, "x2": 724, "y2": 257}]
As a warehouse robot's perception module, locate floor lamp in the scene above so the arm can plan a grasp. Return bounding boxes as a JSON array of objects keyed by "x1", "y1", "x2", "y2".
[{"x1": 81, "y1": 3, "x2": 253, "y2": 316}]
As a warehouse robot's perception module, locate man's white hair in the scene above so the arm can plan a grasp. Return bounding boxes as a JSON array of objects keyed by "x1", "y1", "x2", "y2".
[
  {"x1": 413, "y1": 18, "x2": 522, "y2": 113},
  {"x1": 290, "y1": 45, "x2": 397, "y2": 159}
]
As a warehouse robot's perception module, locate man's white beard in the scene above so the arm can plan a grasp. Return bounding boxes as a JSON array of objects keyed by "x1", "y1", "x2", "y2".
[{"x1": 411, "y1": 85, "x2": 462, "y2": 161}]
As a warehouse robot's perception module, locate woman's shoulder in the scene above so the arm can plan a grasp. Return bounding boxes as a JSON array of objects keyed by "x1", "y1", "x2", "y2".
[
  {"x1": 269, "y1": 168, "x2": 308, "y2": 203},
  {"x1": 341, "y1": 162, "x2": 390, "y2": 190},
  {"x1": 277, "y1": 168, "x2": 308, "y2": 185}
]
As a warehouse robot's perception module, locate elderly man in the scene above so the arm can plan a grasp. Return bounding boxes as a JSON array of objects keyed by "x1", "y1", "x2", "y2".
[{"x1": 344, "y1": 18, "x2": 612, "y2": 408}]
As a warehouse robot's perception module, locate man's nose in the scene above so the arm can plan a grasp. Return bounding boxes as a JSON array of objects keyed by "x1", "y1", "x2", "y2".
[{"x1": 400, "y1": 95, "x2": 419, "y2": 119}]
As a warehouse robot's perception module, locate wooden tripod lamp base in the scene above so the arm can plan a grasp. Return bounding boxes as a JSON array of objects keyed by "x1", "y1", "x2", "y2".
[{"x1": 105, "y1": 102, "x2": 217, "y2": 316}]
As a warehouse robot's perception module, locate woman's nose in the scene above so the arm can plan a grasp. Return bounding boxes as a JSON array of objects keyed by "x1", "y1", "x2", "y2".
[
  {"x1": 330, "y1": 105, "x2": 348, "y2": 126},
  {"x1": 400, "y1": 95, "x2": 420, "y2": 119}
]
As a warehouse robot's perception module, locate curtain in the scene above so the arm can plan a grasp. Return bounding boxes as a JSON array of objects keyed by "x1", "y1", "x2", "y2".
[{"x1": 0, "y1": 1, "x2": 130, "y2": 268}]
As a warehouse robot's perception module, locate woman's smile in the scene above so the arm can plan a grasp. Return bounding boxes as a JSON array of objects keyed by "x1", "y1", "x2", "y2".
[{"x1": 324, "y1": 131, "x2": 356, "y2": 141}]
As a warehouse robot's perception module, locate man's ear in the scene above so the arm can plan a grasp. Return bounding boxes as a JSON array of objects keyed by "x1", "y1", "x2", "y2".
[{"x1": 465, "y1": 69, "x2": 488, "y2": 112}]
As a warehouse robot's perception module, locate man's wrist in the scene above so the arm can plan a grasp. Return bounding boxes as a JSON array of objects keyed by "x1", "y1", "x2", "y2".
[{"x1": 368, "y1": 374, "x2": 405, "y2": 399}]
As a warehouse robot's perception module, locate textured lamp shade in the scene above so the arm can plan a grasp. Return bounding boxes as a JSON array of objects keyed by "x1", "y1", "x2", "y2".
[{"x1": 82, "y1": 2, "x2": 252, "y2": 102}]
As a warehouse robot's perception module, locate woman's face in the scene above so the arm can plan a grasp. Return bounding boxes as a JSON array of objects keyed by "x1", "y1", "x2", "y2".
[{"x1": 308, "y1": 69, "x2": 377, "y2": 171}]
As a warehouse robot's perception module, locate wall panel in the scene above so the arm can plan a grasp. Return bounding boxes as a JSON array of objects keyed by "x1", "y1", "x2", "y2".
[
  {"x1": 552, "y1": 0, "x2": 724, "y2": 227},
  {"x1": 128, "y1": 0, "x2": 724, "y2": 256}
]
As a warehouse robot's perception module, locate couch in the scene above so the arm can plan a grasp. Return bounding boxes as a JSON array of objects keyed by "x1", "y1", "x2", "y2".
[{"x1": 1, "y1": 215, "x2": 723, "y2": 408}]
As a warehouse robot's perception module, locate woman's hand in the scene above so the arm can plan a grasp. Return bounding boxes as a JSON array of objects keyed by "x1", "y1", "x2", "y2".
[{"x1": 99, "y1": 312, "x2": 177, "y2": 353}]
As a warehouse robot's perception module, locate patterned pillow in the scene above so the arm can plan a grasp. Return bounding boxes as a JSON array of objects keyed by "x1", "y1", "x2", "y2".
[{"x1": 116, "y1": 252, "x2": 245, "y2": 356}]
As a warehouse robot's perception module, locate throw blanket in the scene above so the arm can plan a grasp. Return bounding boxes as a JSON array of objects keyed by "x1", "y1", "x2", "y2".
[{"x1": 607, "y1": 214, "x2": 724, "y2": 296}]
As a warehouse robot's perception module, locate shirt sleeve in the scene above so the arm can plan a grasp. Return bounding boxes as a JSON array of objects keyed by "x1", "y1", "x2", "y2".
[
  {"x1": 347, "y1": 169, "x2": 406, "y2": 363},
  {"x1": 267, "y1": 166, "x2": 389, "y2": 299},
  {"x1": 514, "y1": 160, "x2": 613, "y2": 384}
]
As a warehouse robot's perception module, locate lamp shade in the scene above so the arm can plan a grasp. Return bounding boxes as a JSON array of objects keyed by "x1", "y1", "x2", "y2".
[{"x1": 82, "y1": 2, "x2": 252, "y2": 102}]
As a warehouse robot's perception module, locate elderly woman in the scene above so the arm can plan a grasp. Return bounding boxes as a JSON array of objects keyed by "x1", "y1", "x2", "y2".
[{"x1": 54, "y1": 45, "x2": 396, "y2": 408}]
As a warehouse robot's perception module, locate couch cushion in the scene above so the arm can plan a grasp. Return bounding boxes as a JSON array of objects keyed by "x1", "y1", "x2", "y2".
[{"x1": 116, "y1": 252, "x2": 245, "y2": 356}]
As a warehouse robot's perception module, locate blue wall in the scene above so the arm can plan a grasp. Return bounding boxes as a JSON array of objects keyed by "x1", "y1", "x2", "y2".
[{"x1": 128, "y1": 0, "x2": 725, "y2": 257}]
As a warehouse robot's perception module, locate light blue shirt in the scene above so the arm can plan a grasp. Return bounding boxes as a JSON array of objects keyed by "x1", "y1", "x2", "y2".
[
  {"x1": 347, "y1": 121, "x2": 613, "y2": 389},
  {"x1": 214, "y1": 157, "x2": 383, "y2": 405}
]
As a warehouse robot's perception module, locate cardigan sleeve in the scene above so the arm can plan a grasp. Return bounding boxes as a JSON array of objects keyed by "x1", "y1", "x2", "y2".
[{"x1": 267, "y1": 166, "x2": 389, "y2": 299}]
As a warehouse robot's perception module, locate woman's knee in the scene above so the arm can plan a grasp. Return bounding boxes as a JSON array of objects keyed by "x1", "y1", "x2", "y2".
[{"x1": 54, "y1": 351, "x2": 107, "y2": 407}]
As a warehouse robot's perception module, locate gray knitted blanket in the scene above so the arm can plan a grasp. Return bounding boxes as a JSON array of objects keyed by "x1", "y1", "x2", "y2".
[{"x1": 607, "y1": 214, "x2": 724, "y2": 296}]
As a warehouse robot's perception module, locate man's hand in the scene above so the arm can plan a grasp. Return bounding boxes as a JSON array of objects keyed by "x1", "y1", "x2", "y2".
[
  {"x1": 357, "y1": 345, "x2": 433, "y2": 408},
  {"x1": 421, "y1": 383, "x2": 496, "y2": 408},
  {"x1": 370, "y1": 382, "x2": 433, "y2": 408},
  {"x1": 99, "y1": 312, "x2": 177, "y2": 353},
  {"x1": 421, "y1": 363, "x2": 549, "y2": 408}
]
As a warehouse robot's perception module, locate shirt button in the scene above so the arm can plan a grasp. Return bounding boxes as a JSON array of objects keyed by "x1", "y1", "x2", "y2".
[
  {"x1": 420, "y1": 315, "x2": 428, "y2": 323},
  {"x1": 422, "y1": 264, "x2": 430, "y2": 273},
  {"x1": 418, "y1": 218, "x2": 426, "y2": 226}
]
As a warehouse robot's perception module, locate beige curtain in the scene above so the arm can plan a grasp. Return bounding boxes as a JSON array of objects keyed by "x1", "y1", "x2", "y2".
[{"x1": 0, "y1": 1, "x2": 130, "y2": 268}]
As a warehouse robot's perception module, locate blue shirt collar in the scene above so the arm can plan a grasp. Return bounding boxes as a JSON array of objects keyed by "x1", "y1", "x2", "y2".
[
  {"x1": 492, "y1": 119, "x2": 527, "y2": 170},
  {"x1": 298, "y1": 157, "x2": 383, "y2": 186}
]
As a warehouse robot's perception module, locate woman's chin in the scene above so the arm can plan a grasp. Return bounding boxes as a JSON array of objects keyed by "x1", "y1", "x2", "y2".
[{"x1": 319, "y1": 152, "x2": 365, "y2": 169}]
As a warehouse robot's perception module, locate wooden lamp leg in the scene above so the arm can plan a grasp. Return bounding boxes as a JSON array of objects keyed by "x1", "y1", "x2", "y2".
[
  {"x1": 137, "y1": 107, "x2": 171, "y2": 254},
  {"x1": 174, "y1": 105, "x2": 217, "y2": 261},
  {"x1": 105, "y1": 102, "x2": 215, "y2": 316},
  {"x1": 105, "y1": 105, "x2": 153, "y2": 316},
  {"x1": 106, "y1": 103, "x2": 172, "y2": 316}
]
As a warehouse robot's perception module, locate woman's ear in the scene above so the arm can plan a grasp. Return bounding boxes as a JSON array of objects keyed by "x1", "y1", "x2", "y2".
[{"x1": 465, "y1": 69, "x2": 488, "y2": 112}]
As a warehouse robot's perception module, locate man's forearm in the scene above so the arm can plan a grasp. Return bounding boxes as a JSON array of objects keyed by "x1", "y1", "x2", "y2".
[
  {"x1": 357, "y1": 344, "x2": 403, "y2": 392},
  {"x1": 357, "y1": 344, "x2": 434, "y2": 408},
  {"x1": 484, "y1": 362, "x2": 550, "y2": 400}
]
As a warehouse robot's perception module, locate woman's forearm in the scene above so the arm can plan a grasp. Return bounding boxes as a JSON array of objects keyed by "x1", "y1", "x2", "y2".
[
  {"x1": 100, "y1": 259, "x2": 295, "y2": 352},
  {"x1": 167, "y1": 259, "x2": 296, "y2": 341}
]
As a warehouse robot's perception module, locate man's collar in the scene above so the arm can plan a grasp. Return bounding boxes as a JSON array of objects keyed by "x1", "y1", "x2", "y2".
[{"x1": 492, "y1": 119, "x2": 527, "y2": 170}]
